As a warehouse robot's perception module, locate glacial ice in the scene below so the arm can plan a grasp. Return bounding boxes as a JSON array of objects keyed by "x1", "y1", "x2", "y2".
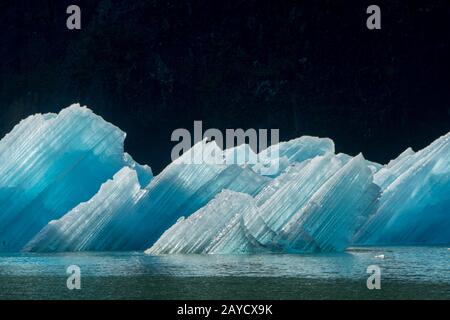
[
  {"x1": 0, "y1": 104, "x2": 150, "y2": 251},
  {"x1": 354, "y1": 132, "x2": 450, "y2": 245},
  {"x1": 221, "y1": 135, "x2": 335, "y2": 177},
  {"x1": 0, "y1": 104, "x2": 448, "y2": 253},
  {"x1": 25, "y1": 140, "x2": 270, "y2": 252},
  {"x1": 24, "y1": 167, "x2": 147, "y2": 252},
  {"x1": 147, "y1": 154, "x2": 381, "y2": 254},
  {"x1": 252, "y1": 136, "x2": 335, "y2": 176},
  {"x1": 146, "y1": 190, "x2": 258, "y2": 254},
  {"x1": 147, "y1": 132, "x2": 449, "y2": 253}
]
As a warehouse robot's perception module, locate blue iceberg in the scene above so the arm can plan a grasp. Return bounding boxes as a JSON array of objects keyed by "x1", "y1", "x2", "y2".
[
  {"x1": 0, "y1": 104, "x2": 150, "y2": 251},
  {"x1": 0, "y1": 104, "x2": 448, "y2": 253},
  {"x1": 25, "y1": 139, "x2": 270, "y2": 252},
  {"x1": 147, "y1": 154, "x2": 381, "y2": 254},
  {"x1": 354, "y1": 132, "x2": 450, "y2": 245},
  {"x1": 146, "y1": 190, "x2": 259, "y2": 254}
]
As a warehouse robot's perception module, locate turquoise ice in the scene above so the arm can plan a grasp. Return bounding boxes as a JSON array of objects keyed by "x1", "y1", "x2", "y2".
[
  {"x1": 354, "y1": 132, "x2": 450, "y2": 245},
  {"x1": 147, "y1": 154, "x2": 381, "y2": 254},
  {"x1": 25, "y1": 140, "x2": 270, "y2": 252},
  {"x1": 0, "y1": 105, "x2": 150, "y2": 251},
  {"x1": 0, "y1": 104, "x2": 448, "y2": 253}
]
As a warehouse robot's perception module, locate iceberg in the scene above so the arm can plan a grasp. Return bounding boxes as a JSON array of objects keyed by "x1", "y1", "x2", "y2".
[
  {"x1": 0, "y1": 104, "x2": 151, "y2": 251},
  {"x1": 148, "y1": 154, "x2": 381, "y2": 254},
  {"x1": 146, "y1": 190, "x2": 258, "y2": 254},
  {"x1": 354, "y1": 132, "x2": 450, "y2": 245},
  {"x1": 1, "y1": 103, "x2": 448, "y2": 253},
  {"x1": 24, "y1": 167, "x2": 147, "y2": 252},
  {"x1": 25, "y1": 140, "x2": 270, "y2": 252},
  {"x1": 266, "y1": 155, "x2": 380, "y2": 252},
  {"x1": 209, "y1": 154, "x2": 380, "y2": 254}
]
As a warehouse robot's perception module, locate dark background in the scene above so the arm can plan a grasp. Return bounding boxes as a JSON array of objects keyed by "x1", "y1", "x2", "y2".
[{"x1": 0, "y1": 0, "x2": 449, "y2": 173}]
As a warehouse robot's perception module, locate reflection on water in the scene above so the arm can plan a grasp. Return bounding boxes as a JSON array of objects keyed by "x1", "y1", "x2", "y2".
[{"x1": 0, "y1": 247, "x2": 448, "y2": 299}]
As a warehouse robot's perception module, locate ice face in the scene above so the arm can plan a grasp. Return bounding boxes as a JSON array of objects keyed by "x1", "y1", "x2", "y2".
[
  {"x1": 1, "y1": 104, "x2": 448, "y2": 253},
  {"x1": 146, "y1": 190, "x2": 258, "y2": 255},
  {"x1": 0, "y1": 104, "x2": 150, "y2": 251},
  {"x1": 253, "y1": 136, "x2": 335, "y2": 176},
  {"x1": 148, "y1": 154, "x2": 381, "y2": 254},
  {"x1": 24, "y1": 167, "x2": 147, "y2": 252},
  {"x1": 269, "y1": 155, "x2": 380, "y2": 252},
  {"x1": 258, "y1": 136, "x2": 335, "y2": 164},
  {"x1": 354, "y1": 133, "x2": 450, "y2": 245},
  {"x1": 222, "y1": 136, "x2": 335, "y2": 177},
  {"x1": 25, "y1": 140, "x2": 270, "y2": 252}
]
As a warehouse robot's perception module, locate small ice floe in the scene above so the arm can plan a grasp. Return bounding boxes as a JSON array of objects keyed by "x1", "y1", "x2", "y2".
[{"x1": 374, "y1": 254, "x2": 385, "y2": 259}]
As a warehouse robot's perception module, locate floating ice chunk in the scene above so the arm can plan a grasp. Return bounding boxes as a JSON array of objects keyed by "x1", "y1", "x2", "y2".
[
  {"x1": 246, "y1": 155, "x2": 349, "y2": 245},
  {"x1": 119, "y1": 156, "x2": 269, "y2": 250},
  {"x1": 24, "y1": 167, "x2": 147, "y2": 252},
  {"x1": 252, "y1": 155, "x2": 380, "y2": 253},
  {"x1": 354, "y1": 132, "x2": 450, "y2": 245},
  {"x1": 26, "y1": 140, "x2": 270, "y2": 252},
  {"x1": 205, "y1": 200, "x2": 262, "y2": 254},
  {"x1": 205, "y1": 154, "x2": 375, "y2": 254},
  {"x1": 0, "y1": 104, "x2": 149, "y2": 252},
  {"x1": 148, "y1": 154, "x2": 380, "y2": 254},
  {"x1": 146, "y1": 190, "x2": 257, "y2": 254},
  {"x1": 3, "y1": 103, "x2": 448, "y2": 253}
]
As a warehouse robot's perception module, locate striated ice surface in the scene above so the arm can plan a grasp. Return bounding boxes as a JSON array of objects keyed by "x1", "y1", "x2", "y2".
[
  {"x1": 123, "y1": 152, "x2": 153, "y2": 187},
  {"x1": 146, "y1": 190, "x2": 257, "y2": 254},
  {"x1": 0, "y1": 104, "x2": 150, "y2": 251},
  {"x1": 354, "y1": 133, "x2": 450, "y2": 245},
  {"x1": 224, "y1": 143, "x2": 258, "y2": 165},
  {"x1": 253, "y1": 136, "x2": 335, "y2": 176},
  {"x1": 147, "y1": 154, "x2": 381, "y2": 254},
  {"x1": 266, "y1": 155, "x2": 380, "y2": 252},
  {"x1": 259, "y1": 136, "x2": 335, "y2": 164},
  {"x1": 1, "y1": 104, "x2": 448, "y2": 253},
  {"x1": 24, "y1": 167, "x2": 146, "y2": 252},
  {"x1": 222, "y1": 136, "x2": 335, "y2": 177},
  {"x1": 25, "y1": 140, "x2": 270, "y2": 252}
]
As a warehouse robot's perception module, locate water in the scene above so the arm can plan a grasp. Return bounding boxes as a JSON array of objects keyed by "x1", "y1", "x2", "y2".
[{"x1": 0, "y1": 247, "x2": 448, "y2": 299}]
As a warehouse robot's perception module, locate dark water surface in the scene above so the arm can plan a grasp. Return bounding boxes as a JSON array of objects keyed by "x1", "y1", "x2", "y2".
[{"x1": 0, "y1": 247, "x2": 448, "y2": 300}]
